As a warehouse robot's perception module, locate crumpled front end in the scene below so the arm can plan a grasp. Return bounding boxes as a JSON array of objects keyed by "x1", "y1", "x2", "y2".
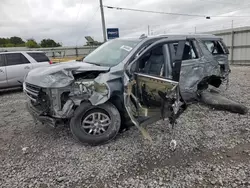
[
  {"x1": 23, "y1": 62, "x2": 112, "y2": 126},
  {"x1": 24, "y1": 82, "x2": 75, "y2": 127}
]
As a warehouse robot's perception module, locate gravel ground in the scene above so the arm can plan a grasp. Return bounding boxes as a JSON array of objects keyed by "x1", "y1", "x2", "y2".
[{"x1": 0, "y1": 66, "x2": 250, "y2": 188}]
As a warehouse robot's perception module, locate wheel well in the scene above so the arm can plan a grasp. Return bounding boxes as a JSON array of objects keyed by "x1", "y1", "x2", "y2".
[
  {"x1": 197, "y1": 75, "x2": 222, "y2": 91},
  {"x1": 108, "y1": 95, "x2": 133, "y2": 129},
  {"x1": 77, "y1": 96, "x2": 123, "y2": 112},
  {"x1": 109, "y1": 95, "x2": 124, "y2": 113},
  {"x1": 76, "y1": 94, "x2": 130, "y2": 129},
  {"x1": 209, "y1": 76, "x2": 222, "y2": 88}
]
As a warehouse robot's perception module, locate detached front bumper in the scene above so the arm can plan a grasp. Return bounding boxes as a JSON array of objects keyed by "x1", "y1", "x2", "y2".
[{"x1": 26, "y1": 101, "x2": 57, "y2": 128}]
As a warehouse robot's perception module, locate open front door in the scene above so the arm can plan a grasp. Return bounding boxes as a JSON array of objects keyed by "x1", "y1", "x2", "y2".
[{"x1": 124, "y1": 39, "x2": 186, "y2": 128}]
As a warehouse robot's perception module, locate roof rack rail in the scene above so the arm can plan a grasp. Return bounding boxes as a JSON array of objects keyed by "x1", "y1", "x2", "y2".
[{"x1": 139, "y1": 34, "x2": 147, "y2": 39}]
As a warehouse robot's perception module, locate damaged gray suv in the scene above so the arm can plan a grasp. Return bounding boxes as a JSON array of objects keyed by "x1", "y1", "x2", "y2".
[{"x1": 23, "y1": 34, "x2": 246, "y2": 146}]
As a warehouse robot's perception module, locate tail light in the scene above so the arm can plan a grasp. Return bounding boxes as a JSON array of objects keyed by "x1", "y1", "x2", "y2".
[{"x1": 49, "y1": 60, "x2": 53, "y2": 64}]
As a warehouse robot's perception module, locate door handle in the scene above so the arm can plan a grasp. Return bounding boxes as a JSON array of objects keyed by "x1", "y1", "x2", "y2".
[
  {"x1": 24, "y1": 66, "x2": 30, "y2": 69},
  {"x1": 0, "y1": 69, "x2": 3, "y2": 73}
]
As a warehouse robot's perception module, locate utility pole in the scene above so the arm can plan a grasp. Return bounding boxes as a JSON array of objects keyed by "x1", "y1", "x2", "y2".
[{"x1": 99, "y1": 0, "x2": 107, "y2": 42}]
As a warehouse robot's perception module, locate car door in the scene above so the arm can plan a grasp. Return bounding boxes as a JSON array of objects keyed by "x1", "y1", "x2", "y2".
[
  {"x1": 178, "y1": 39, "x2": 205, "y2": 103},
  {"x1": 5, "y1": 53, "x2": 32, "y2": 87},
  {"x1": 124, "y1": 38, "x2": 185, "y2": 127},
  {"x1": 0, "y1": 54, "x2": 8, "y2": 88}
]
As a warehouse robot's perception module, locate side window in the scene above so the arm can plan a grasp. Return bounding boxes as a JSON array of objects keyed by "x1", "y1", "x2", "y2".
[
  {"x1": 203, "y1": 40, "x2": 225, "y2": 55},
  {"x1": 169, "y1": 41, "x2": 198, "y2": 61},
  {"x1": 137, "y1": 45, "x2": 165, "y2": 77},
  {"x1": 218, "y1": 40, "x2": 229, "y2": 54},
  {"x1": 27, "y1": 53, "x2": 50, "y2": 62},
  {"x1": 168, "y1": 42, "x2": 180, "y2": 60},
  {"x1": 0, "y1": 54, "x2": 5, "y2": 67},
  {"x1": 21, "y1": 54, "x2": 30, "y2": 64},
  {"x1": 5, "y1": 53, "x2": 30, "y2": 66},
  {"x1": 182, "y1": 41, "x2": 198, "y2": 60}
]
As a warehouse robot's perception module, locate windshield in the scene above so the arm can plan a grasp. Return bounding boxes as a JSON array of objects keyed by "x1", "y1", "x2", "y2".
[{"x1": 84, "y1": 39, "x2": 139, "y2": 67}]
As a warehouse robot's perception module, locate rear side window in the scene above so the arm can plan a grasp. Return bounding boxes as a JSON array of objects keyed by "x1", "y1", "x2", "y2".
[
  {"x1": 27, "y1": 53, "x2": 49, "y2": 62},
  {"x1": 218, "y1": 40, "x2": 229, "y2": 54},
  {"x1": 0, "y1": 54, "x2": 5, "y2": 66},
  {"x1": 169, "y1": 41, "x2": 198, "y2": 60},
  {"x1": 5, "y1": 53, "x2": 30, "y2": 66},
  {"x1": 203, "y1": 40, "x2": 226, "y2": 55},
  {"x1": 169, "y1": 42, "x2": 179, "y2": 59}
]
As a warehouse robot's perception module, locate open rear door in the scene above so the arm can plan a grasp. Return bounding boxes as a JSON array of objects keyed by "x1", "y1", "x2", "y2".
[{"x1": 124, "y1": 38, "x2": 186, "y2": 128}]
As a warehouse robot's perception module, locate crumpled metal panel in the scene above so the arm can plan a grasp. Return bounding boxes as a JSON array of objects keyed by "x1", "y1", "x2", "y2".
[
  {"x1": 24, "y1": 61, "x2": 109, "y2": 88},
  {"x1": 89, "y1": 63, "x2": 124, "y2": 106},
  {"x1": 179, "y1": 39, "x2": 223, "y2": 102},
  {"x1": 179, "y1": 62, "x2": 204, "y2": 101},
  {"x1": 89, "y1": 91, "x2": 108, "y2": 106},
  {"x1": 25, "y1": 59, "x2": 124, "y2": 106}
]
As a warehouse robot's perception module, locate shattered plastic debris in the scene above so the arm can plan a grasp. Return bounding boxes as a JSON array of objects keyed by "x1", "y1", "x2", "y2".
[
  {"x1": 22, "y1": 147, "x2": 29, "y2": 154},
  {"x1": 170, "y1": 140, "x2": 177, "y2": 151}
]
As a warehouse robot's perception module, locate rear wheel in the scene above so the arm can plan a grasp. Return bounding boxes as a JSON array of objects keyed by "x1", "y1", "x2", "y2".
[{"x1": 70, "y1": 101, "x2": 121, "y2": 146}]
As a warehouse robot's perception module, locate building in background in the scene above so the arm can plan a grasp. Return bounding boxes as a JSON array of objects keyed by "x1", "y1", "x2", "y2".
[{"x1": 208, "y1": 26, "x2": 250, "y2": 65}]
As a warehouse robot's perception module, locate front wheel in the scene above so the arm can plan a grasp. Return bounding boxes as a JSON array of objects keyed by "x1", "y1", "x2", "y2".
[{"x1": 70, "y1": 101, "x2": 121, "y2": 146}]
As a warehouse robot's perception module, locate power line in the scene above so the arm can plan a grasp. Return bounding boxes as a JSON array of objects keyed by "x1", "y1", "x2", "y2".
[
  {"x1": 104, "y1": 5, "x2": 250, "y2": 18},
  {"x1": 75, "y1": 6, "x2": 100, "y2": 46},
  {"x1": 218, "y1": 2, "x2": 250, "y2": 15},
  {"x1": 67, "y1": 0, "x2": 85, "y2": 44},
  {"x1": 75, "y1": 0, "x2": 85, "y2": 21},
  {"x1": 104, "y1": 5, "x2": 207, "y2": 18},
  {"x1": 198, "y1": 0, "x2": 239, "y2": 5}
]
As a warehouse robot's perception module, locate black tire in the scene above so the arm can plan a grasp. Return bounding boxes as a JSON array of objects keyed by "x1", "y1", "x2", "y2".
[
  {"x1": 70, "y1": 101, "x2": 121, "y2": 146},
  {"x1": 200, "y1": 90, "x2": 248, "y2": 115}
]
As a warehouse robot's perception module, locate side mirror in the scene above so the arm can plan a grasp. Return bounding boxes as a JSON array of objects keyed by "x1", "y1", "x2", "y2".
[{"x1": 126, "y1": 60, "x2": 138, "y2": 76}]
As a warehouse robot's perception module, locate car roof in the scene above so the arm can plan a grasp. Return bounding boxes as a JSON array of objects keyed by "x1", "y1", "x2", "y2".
[
  {"x1": 119, "y1": 33, "x2": 221, "y2": 42},
  {"x1": 157, "y1": 34, "x2": 220, "y2": 39},
  {"x1": 0, "y1": 51, "x2": 45, "y2": 54}
]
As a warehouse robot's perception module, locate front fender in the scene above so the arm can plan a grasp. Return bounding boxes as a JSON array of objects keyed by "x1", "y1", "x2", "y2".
[
  {"x1": 89, "y1": 92, "x2": 109, "y2": 106},
  {"x1": 88, "y1": 70, "x2": 123, "y2": 106}
]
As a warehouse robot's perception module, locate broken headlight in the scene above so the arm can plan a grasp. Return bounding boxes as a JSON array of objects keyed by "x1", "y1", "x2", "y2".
[{"x1": 93, "y1": 81, "x2": 109, "y2": 95}]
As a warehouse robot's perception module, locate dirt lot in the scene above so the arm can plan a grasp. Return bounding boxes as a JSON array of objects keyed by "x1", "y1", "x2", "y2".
[{"x1": 0, "y1": 66, "x2": 250, "y2": 188}]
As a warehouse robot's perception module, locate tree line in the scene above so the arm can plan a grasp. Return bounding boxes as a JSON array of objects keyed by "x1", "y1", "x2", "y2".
[{"x1": 0, "y1": 36, "x2": 62, "y2": 48}]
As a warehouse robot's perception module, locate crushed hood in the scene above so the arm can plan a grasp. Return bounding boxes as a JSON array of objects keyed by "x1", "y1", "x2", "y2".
[{"x1": 24, "y1": 61, "x2": 110, "y2": 88}]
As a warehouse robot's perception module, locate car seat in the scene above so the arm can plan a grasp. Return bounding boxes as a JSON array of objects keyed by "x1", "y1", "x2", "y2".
[{"x1": 143, "y1": 46, "x2": 164, "y2": 76}]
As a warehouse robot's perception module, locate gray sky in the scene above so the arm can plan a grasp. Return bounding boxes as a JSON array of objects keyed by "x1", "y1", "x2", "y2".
[{"x1": 1, "y1": 0, "x2": 250, "y2": 46}]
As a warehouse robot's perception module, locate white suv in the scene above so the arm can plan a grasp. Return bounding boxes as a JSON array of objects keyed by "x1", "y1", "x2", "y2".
[{"x1": 0, "y1": 51, "x2": 52, "y2": 89}]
